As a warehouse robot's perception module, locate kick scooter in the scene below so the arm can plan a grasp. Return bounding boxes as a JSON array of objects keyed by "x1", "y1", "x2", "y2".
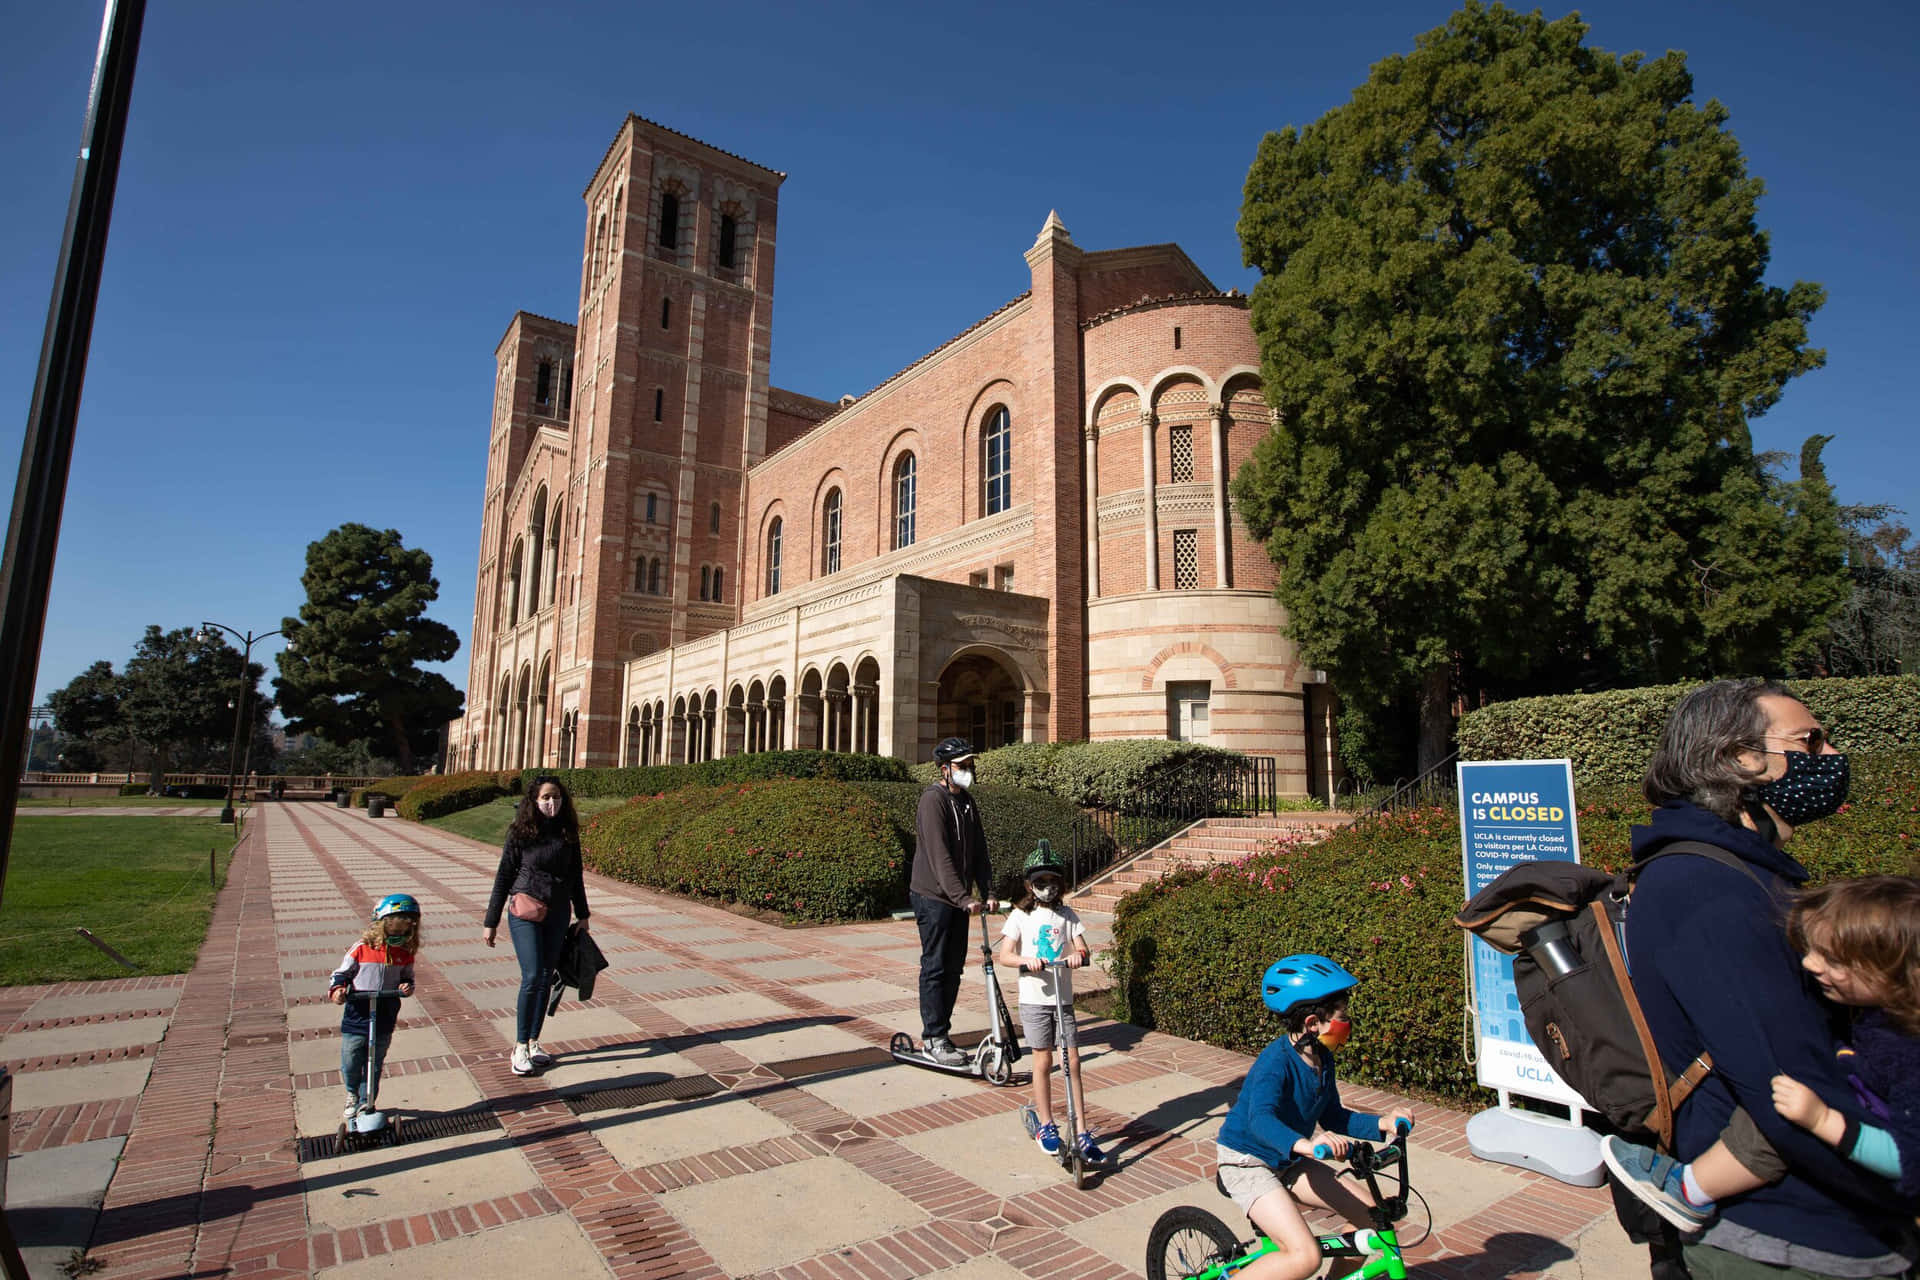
[
  {"x1": 1145, "y1": 1118, "x2": 1427, "y2": 1280},
  {"x1": 333, "y1": 988, "x2": 407, "y2": 1155},
  {"x1": 1018, "y1": 957, "x2": 1100, "y2": 1188},
  {"x1": 890, "y1": 903, "x2": 1022, "y2": 1085}
]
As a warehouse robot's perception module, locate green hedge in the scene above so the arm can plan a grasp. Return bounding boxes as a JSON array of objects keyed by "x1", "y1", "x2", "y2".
[
  {"x1": 397, "y1": 772, "x2": 509, "y2": 822},
  {"x1": 850, "y1": 781, "x2": 1114, "y2": 901},
  {"x1": 118, "y1": 783, "x2": 149, "y2": 797},
  {"x1": 524, "y1": 750, "x2": 911, "y2": 798},
  {"x1": 1111, "y1": 747, "x2": 1920, "y2": 1108},
  {"x1": 581, "y1": 780, "x2": 906, "y2": 921},
  {"x1": 1458, "y1": 676, "x2": 1920, "y2": 787},
  {"x1": 907, "y1": 739, "x2": 1248, "y2": 813},
  {"x1": 350, "y1": 776, "x2": 432, "y2": 807}
]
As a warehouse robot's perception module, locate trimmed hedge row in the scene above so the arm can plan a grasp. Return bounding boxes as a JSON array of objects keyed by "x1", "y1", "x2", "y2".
[
  {"x1": 523, "y1": 750, "x2": 910, "y2": 798},
  {"x1": 350, "y1": 776, "x2": 430, "y2": 807},
  {"x1": 849, "y1": 782, "x2": 1114, "y2": 901},
  {"x1": 1110, "y1": 747, "x2": 1920, "y2": 1108},
  {"x1": 397, "y1": 772, "x2": 509, "y2": 822},
  {"x1": 907, "y1": 739, "x2": 1248, "y2": 813},
  {"x1": 580, "y1": 780, "x2": 906, "y2": 921},
  {"x1": 1458, "y1": 675, "x2": 1920, "y2": 787}
]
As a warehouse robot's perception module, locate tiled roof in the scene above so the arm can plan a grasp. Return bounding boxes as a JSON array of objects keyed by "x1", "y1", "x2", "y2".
[
  {"x1": 1081, "y1": 290, "x2": 1249, "y2": 330},
  {"x1": 583, "y1": 114, "x2": 786, "y2": 197}
]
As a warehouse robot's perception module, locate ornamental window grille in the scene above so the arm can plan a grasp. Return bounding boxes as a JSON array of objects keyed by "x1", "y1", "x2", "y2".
[
  {"x1": 821, "y1": 489, "x2": 842, "y2": 575},
  {"x1": 894, "y1": 453, "x2": 916, "y2": 549},
  {"x1": 1173, "y1": 529, "x2": 1199, "y2": 590},
  {"x1": 983, "y1": 407, "x2": 1011, "y2": 515},
  {"x1": 1170, "y1": 425, "x2": 1194, "y2": 483}
]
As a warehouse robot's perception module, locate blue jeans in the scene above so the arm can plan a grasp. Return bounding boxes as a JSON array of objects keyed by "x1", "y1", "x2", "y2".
[
  {"x1": 341, "y1": 1031, "x2": 390, "y2": 1110},
  {"x1": 508, "y1": 909, "x2": 570, "y2": 1043}
]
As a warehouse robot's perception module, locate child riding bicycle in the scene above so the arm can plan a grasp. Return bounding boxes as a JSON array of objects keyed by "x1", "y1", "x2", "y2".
[{"x1": 1215, "y1": 955, "x2": 1414, "y2": 1280}]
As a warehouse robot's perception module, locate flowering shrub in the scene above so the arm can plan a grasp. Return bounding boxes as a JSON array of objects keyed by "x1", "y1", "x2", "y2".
[{"x1": 1111, "y1": 748, "x2": 1919, "y2": 1107}]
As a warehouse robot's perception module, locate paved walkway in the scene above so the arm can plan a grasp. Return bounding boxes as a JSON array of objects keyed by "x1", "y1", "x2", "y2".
[{"x1": 5, "y1": 803, "x2": 1643, "y2": 1279}]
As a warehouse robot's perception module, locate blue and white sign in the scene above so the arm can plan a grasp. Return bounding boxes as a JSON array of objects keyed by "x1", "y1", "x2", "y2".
[{"x1": 1457, "y1": 759, "x2": 1586, "y2": 1110}]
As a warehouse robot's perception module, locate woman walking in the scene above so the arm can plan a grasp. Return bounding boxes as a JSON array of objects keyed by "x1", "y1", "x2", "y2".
[{"x1": 482, "y1": 776, "x2": 591, "y2": 1075}]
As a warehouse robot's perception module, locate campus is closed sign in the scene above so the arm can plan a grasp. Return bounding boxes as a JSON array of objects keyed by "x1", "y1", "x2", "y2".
[{"x1": 1456, "y1": 759, "x2": 1587, "y2": 1110}]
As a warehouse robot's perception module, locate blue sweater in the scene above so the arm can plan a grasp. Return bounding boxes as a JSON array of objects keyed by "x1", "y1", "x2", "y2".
[
  {"x1": 1627, "y1": 803, "x2": 1912, "y2": 1263},
  {"x1": 1217, "y1": 1036, "x2": 1382, "y2": 1168}
]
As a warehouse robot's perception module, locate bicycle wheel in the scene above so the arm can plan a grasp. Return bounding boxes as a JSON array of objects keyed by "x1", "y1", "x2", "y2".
[{"x1": 1146, "y1": 1205, "x2": 1242, "y2": 1280}]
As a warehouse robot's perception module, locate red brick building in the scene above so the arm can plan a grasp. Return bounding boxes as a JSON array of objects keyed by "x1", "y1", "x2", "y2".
[{"x1": 447, "y1": 116, "x2": 1338, "y2": 796}]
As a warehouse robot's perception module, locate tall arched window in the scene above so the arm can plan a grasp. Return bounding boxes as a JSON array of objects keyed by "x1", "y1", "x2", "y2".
[
  {"x1": 821, "y1": 488, "x2": 842, "y2": 575},
  {"x1": 893, "y1": 453, "x2": 917, "y2": 550},
  {"x1": 659, "y1": 191, "x2": 680, "y2": 251},
  {"x1": 712, "y1": 566, "x2": 724, "y2": 602},
  {"x1": 983, "y1": 408, "x2": 1011, "y2": 515},
  {"x1": 700, "y1": 565, "x2": 712, "y2": 600},
  {"x1": 709, "y1": 502, "x2": 721, "y2": 534},
  {"x1": 508, "y1": 538, "x2": 525, "y2": 625},
  {"x1": 634, "y1": 558, "x2": 646, "y2": 591},
  {"x1": 766, "y1": 518, "x2": 783, "y2": 595},
  {"x1": 648, "y1": 558, "x2": 662, "y2": 594}
]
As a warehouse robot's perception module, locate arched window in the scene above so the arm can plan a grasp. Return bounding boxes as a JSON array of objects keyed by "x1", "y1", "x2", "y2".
[
  {"x1": 983, "y1": 407, "x2": 1011, "y2": 515},
  {"x1": 535, "y1": 360, "x2": 554, "y2": 406},
  {"x1": 821, "y1": 488, "x2": 842, "y2": 575},
  {"x1": 766, "y1": 518, "x2": 783, "y2": 595},
  {"x1": 646, "y1": 492, "x2": 658, "y2": 524},
  {"x1": 709, "y1": 502, "x2": 721, "y2": 534},
  {"x1": 718, "y1": 213, "x2": 737, "y2": 269},
  {"x1": 700, "y1": 565, "x2": 712, "y2": 600},
  {"x1": 661, "y1": 297, "x2": 672, "y2": 329},
  {"x1": 712, "y1": 566, "x2": 724, "y2": 602},
  {"x1": 648, "y1": 558, "x2": 662, "y2": 594},
  {"x1": 893, "y1": 453, "x2": 917, "y2": 550},
  {"x1": 508, "y1": 538, "x2": 524, "y2": 625},
  {"x1": 653, "y1": 388, "x2": 664, "y2": 422},
  {"x1": 660, "y1": 190, "x2": 680, "y2": 250},
  {"x1": 634, "y1": 558, "x2": 646, "y2": 591}
]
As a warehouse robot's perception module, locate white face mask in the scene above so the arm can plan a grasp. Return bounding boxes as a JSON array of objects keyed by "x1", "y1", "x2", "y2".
[
  {"x1": 536, "y1": 796, "x2": 560, "y2": 818},
  {"x1": 950, "y1": 767, "x2": 974, "y2": 790},
  {"x1": 1033, "y1": 881, "x2": 1061, "y2": 904}
]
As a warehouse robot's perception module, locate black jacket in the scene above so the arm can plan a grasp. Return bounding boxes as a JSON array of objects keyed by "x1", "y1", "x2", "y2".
[
  {"x1": 484, "y1": 821, "x2": 590, "y2": 928},
  {"x1": 910, "y1": 782, "x2": 990, "y2": 908},
  {"x1": 547, "y1": 924, "x2": 610, "y2": 1016}
]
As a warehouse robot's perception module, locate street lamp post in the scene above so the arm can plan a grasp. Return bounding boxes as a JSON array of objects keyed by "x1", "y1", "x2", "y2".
[{"x1": 198, "y1": 622, "x2": 281, "y2": 825}]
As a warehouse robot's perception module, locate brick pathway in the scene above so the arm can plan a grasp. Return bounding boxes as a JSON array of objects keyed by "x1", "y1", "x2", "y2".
[{"x1": 6, "y1": 803, "x2": 1643, "y2": 1279}]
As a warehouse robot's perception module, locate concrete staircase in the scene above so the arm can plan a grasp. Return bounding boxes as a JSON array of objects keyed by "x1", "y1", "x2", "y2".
[{"x1": 1071, "y1": 812, "x2": 1358, "y2": 930}]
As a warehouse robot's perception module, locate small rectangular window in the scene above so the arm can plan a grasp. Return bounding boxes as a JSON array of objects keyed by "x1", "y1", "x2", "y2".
[
  {"x1": 1167, "y1": 680, "x2": 1211, "y2": 741},
  {"x1": 994, "y1": 564, "x2": 1014, "y2": 592},
  {"x1": 646, "y1": 493, "x2": 658, "y2": 524},
  {"x1": 968, "y1": 570, "x2": 988, "y2": 589},
  {"x1": 709, "y1": 502, "x2": 721, "y2": 534},
  {"x1": 718, "y1": 213, "x2": 737, "y2": 269},
  {"x1": 653, "y1": 388, "x2": 664, "y2": 422},
  {"x1": 1173, "y1": 326, "x2": 1182, "y2": 350},
  {"x1": 661, "y1": 297, "x2": 672, "y2": 329}
]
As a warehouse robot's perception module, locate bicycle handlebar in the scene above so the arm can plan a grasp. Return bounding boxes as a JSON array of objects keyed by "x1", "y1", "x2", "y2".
[{"x1": 1312, "y1": 1117, "x2": 1413, "y2": 1163}]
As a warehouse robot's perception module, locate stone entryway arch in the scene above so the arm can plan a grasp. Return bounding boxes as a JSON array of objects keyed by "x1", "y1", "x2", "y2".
[{"x1": 934, "y1": 646, "x2": 1029, "y2": 752}]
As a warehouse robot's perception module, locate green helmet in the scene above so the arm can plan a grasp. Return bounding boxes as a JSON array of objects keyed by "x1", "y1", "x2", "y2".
[{"x1": 1022, "y1": 839, "x2": 1065, "y2": 883}]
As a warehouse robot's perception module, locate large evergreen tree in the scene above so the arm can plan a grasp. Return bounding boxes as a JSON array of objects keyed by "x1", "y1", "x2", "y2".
[
  {"x1": 274, "y1": 524, "x2": 463, "y2": 774},
  {"x1": 112, "y1": 627, "x2": 271, "y2": 784},
  {"x1": 1232, "y1": 2, "x2": 1846, "y2": 772}
]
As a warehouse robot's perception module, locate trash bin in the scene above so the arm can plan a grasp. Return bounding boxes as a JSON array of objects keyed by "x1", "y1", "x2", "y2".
[
  {"x1": 335, "y1": 790, "x2": 351, "y2": 808},
  {"x1": 368, "y1": 794, "x2": 388, "y2": 818}
]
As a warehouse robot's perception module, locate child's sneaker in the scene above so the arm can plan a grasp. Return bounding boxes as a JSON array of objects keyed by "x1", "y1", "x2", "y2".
[
  {"x1": 1035, "y1": 1122, "x2": 1062, "y2": 1155},
  {"x1": 528, "y1": 1041, "x2": 554, "y2": 1067},
  {"x1": 511, "y1": 1043, "x2": 535, "y2": 1076},
  {"x1": 1076, "y1": 1131, "x2": 1107, "y2": 1163},
  {"x1": 342, "y1": 1102, "x2": 361, "y2": 1121},
  {"x1": 1601, "y1": 1135, "x2": 1711, "y2": 1231}
]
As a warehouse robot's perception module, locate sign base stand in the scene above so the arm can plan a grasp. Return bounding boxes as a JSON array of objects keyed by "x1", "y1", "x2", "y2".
[{"x1": 1466, "y1": 1105, "x2": 1604, "y2": 1187}]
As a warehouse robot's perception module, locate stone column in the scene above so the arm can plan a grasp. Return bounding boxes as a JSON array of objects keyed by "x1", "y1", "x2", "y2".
[
  {"x1": 1084, "y1": 420, "x2": 1100, "y2": 599},
  {"x1": 1140, "y1": 411, "x2": 1158, "y2": 591},
  {"x1": 1210, "y1": 401, "x2": 1230, "y2": 588}
]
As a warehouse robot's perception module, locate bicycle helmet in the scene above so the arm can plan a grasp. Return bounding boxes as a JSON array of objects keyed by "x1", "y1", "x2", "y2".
[
  {"x1": 1023, "y1": 839, "x2": 1066, "y2": 883},
  {"x1": 1261, "y1": 954, "x2": 1357, "y2": 1015},
  {"x1": 933, "y1": 736, "x2": 977, "y2": 765},
  {"x1": 372, "y1": 893, "x2": 421, "y2": 922}
]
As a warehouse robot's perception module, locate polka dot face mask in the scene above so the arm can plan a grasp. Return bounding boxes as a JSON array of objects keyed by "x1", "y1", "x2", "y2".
[{"x1": 1755, "y1": 749, "x2": 1850, "y2": 825}]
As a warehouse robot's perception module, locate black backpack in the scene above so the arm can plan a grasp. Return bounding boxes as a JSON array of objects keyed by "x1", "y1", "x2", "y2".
[{"x1": 1454, "y1": 841, "x2": 1760, "y2": 1151}]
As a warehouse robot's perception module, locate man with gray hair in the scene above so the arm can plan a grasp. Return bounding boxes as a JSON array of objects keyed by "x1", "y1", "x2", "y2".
[{"x1": 1616, "y1": 679, "x2": 1913, "y2": 1277}]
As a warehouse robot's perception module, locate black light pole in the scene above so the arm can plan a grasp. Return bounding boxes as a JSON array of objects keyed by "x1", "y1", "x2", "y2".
[{"x1": 198, "y1": 623, "x2": 279, "y2": 825}]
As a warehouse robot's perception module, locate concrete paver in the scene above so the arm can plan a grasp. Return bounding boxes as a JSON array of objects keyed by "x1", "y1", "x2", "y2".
[{"x1": 4, "y1": 801, "x2": 1626, "y2": 1279}]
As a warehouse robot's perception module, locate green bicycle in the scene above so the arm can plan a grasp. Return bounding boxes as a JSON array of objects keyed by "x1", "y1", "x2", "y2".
[{"x1": 1145, "y1": 1119, "x2": 1428, "y2": 1280}]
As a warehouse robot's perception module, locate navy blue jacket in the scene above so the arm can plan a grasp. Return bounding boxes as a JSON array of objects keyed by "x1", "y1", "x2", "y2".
[
  {"x1": 1217, "y1": 1037, "x2": 1382, "y2": 1169},
  {"x1": 1627, "y1": 803, "x2": 1911, "y2": 1260}
]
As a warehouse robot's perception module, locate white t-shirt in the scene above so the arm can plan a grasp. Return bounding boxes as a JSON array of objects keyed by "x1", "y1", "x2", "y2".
[{"x1": 1001, "y1": 903, "x2": 1086, "y2": 1006}]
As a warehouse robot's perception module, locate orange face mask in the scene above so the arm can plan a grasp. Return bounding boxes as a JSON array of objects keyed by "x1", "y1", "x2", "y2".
[{"x1": 1317, "y1": 1015, "x2": 1352, "y2": 1049}]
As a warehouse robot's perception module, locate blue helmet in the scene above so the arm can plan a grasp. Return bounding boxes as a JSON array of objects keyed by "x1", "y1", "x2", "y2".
[
  {"x1": 1261, "y1": 954, "x2": 1357, "y2": 1016},
  {"x1": 372, "y1": 893, "x2": 420, "y2": 922}
]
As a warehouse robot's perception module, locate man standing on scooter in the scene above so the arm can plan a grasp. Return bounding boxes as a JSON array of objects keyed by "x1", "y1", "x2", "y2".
[{"x1": 912, "y1": 737, "x2": 994, "y2": 1066}]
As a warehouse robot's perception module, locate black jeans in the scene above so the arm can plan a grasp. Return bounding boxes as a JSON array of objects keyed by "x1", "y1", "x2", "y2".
[{"x1": 911, "y1": 891, "x2": 971, "y2": 1042}]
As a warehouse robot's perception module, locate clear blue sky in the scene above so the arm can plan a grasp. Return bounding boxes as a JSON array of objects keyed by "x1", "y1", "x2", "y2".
[{"x1": 5, "y1": 0, "x2": 1915, "y2": 709}]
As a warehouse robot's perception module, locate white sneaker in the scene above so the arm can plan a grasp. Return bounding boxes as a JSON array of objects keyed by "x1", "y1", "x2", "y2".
[
  {"x1": 510, "y1": 1043, "x2": 534, "y2": 1076},
  {"x1": 342, "y1": 1102, "x2": 361, "y2": 1121},
  {"x1": 527, "y1": 1041, "x2": 554, "y2": 1067}
]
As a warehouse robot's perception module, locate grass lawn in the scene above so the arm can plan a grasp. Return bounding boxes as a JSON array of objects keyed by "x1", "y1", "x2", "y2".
[
  {"x1": 425, "y1": 796, "x2": 630, "y2": 848},
  {"x1": 17, "y1": 795, "x2": 229, "y2": 809},
  {"x1": 0, "y1": 816, "x2": 239, "y2": 985}
]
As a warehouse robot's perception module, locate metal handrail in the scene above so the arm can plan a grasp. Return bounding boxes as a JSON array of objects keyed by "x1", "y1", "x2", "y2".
[{"x1": 1362, "y1": 751, "x2": 1459, "y2": 819}]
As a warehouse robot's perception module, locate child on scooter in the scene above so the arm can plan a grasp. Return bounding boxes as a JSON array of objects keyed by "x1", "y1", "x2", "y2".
[
  {"x1": 1215, "y1": 955, "x2": 1415, "y2": 1280},
  {"x1": 996, "y1": 841, "x2": 1106, "y2": 1163},
  {"x1": 328, "y1": 893, "x2": 420, "y2": 1120}
]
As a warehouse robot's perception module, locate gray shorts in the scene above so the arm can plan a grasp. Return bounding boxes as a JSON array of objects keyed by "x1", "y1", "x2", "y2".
[
  {"x1": 1215, "y1": 1144, "x2": 1309, "y2": 1217},
  {"x1": 1019, "y1": 1002, "x2": 1077, "y2": 1051}
]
